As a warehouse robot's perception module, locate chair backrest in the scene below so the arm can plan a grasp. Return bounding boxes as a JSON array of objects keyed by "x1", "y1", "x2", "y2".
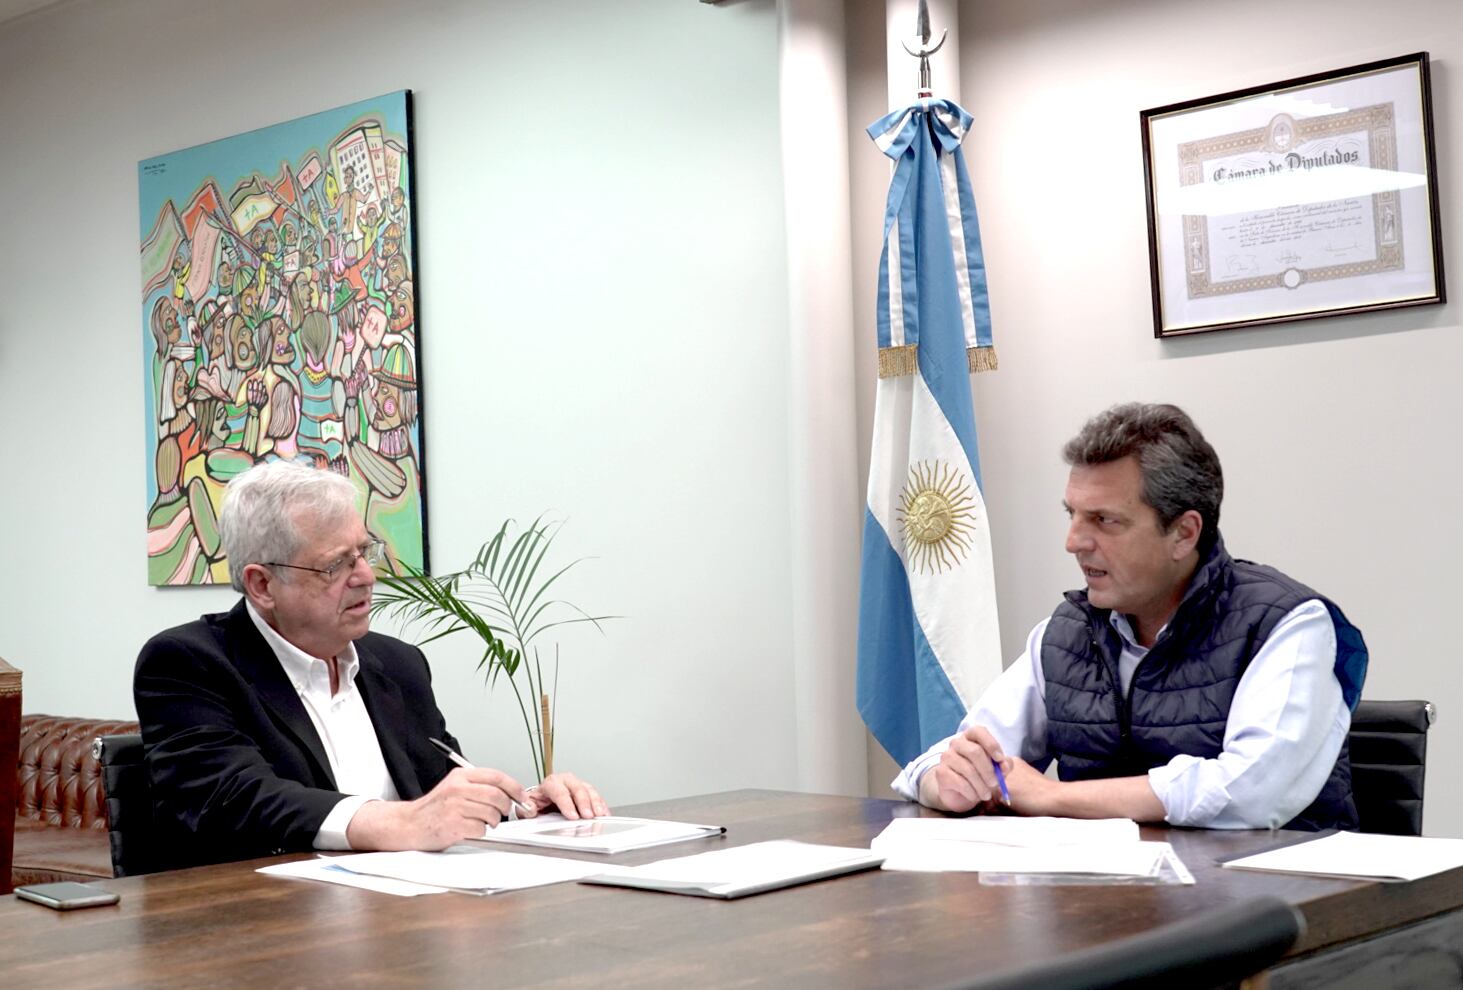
[
  {"x1": 93, "y1": 733, "x2": 162, "y2": 877},
  {"x1": 1349, "y1": 699, "x2": 1435, "y2": 836},
  {"x1": 965, "y1": 895, "x2": 1304, "y2": 990},
  {"x1": 0, "y1": 657, "x2": 20, "y2": 895}
]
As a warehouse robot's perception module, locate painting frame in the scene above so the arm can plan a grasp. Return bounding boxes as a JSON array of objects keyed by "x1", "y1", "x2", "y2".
[
  {"x1": 1140, "y1": 52, "x2": 1445, "y2": 338},
  {"x1": 139, "y1": 90, "x2": 429, "y2": 586}
]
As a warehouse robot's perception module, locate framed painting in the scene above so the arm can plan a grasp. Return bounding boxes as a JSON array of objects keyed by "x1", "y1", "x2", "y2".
[
  {"x1": 1141, "y1": 53, "x2": 1444, "y2": 337},
  {"x1": 139, "y1": 91, "x2": 427, "y2": 585}
]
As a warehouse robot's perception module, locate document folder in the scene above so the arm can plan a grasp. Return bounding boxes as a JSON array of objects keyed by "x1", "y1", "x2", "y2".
[
  {"x1": 580, "y1": 840, "x2": 884, "y2": 899},
  {"x1": 469, "y1": 814, "x2": 725, "y2": 854}
]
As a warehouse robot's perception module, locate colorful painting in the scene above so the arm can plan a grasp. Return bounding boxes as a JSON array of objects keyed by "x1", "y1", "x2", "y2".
[{"x1": 139, "y1": 91, "x2": 427, "y2": 585}]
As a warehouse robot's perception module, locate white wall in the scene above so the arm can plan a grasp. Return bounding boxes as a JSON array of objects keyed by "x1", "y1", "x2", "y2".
[
  {"x1": 0, "y1": 0, "x2": 803, "y2": 805},
  {"x1": 952, "y1": 0, "x2": 1462, "y2": 835},
  {"x1": 778, "y1": 0, "x2": 870, "y2": 794}
]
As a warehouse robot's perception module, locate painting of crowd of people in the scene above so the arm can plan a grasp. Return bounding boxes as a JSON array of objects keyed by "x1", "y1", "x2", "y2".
[{"x1": 139, "y1": 92, "x2": 425, "y2": 586}]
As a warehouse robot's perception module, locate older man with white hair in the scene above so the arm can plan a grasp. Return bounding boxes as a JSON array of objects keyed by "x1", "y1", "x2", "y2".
[{"x1": 135, "y1": 460, "x2": 607, "y2": 870}]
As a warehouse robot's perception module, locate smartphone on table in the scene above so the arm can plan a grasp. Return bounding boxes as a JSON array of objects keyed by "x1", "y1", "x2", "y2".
[{"x1": 14, "y1": 882, "x2": 121, "y2": 910}]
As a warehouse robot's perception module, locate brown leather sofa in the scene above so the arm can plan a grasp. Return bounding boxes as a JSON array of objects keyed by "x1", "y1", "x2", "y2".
[{"x1": 13, "y1": 714, "x2": 139, "y2": 886}]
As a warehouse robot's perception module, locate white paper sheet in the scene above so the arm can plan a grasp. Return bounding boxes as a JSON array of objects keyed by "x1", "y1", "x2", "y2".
[
  {"x1": 1222, "y1": 831, "x2": 1463, "y2": 882},
  {"x1": 879, "y1": 840, "x2": 1168, "y2": 876},
  {"x1": 257, "y1": 858, "x2": 448, "y2": 896},
  {"x1": 873, "y1": 816, "x2": 1140, "y2": 849},
  {"x1": 328, "y1": 848, "x2": 605, "y2": 892},
  {"x1": 872, "y1": 816, "x2": 1167, "y2": 877}
]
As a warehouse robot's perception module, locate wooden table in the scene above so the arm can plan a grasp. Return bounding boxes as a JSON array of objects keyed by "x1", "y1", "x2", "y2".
[{"x1": 2, "y1": 789, "x2": 1461, "y2": 989}]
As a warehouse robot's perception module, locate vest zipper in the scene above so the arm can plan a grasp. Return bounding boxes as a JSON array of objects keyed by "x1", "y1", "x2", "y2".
[
  {"x1": 1121, "y1": 625, "x2": 1174, "y2": 764},
  {"x1": 1094, "y1": 633, "x2": 1130, "y2": 752}
]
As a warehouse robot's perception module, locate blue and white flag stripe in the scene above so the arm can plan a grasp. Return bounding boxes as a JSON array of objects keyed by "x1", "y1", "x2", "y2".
[
  {"x1": 870, "y1": 101, "x2": 992, "y2": 357},
  {"x1": 857, "y1": 99, "x2": 1003, "y2": 768},
  {"x1": 950, "y1": 151, "x2": 994, "y2": 351}
]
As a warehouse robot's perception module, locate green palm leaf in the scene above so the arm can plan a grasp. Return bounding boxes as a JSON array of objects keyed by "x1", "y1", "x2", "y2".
[{"x1": 368, "y1": 517, "x2": 616, "y2": 782}]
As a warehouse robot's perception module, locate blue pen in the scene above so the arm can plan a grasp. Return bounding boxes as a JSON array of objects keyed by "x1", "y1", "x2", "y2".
[{"x1": 992, "y1": 761, "x2": 1010, "y2": 805}]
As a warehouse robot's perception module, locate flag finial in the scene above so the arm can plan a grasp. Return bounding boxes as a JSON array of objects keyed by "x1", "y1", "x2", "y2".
[{"x1": 901, "y1": 1, "x2": 947, "y2": 98}]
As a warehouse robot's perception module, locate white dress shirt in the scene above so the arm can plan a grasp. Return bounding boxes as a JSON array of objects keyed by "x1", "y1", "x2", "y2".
[
  {"x1": 246, "y1": 602, "x2": 399, "y2": 849},
  {"x1": 891, "y1": 599, "x2": 1350, "y2": 828}
]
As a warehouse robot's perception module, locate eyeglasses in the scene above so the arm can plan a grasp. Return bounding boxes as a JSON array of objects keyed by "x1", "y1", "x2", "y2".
[{"x1": 265, "y1": 539, "x2": 386, "y2": 582}]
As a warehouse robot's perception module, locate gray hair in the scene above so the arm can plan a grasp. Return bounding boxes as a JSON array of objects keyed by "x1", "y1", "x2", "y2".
[
  {"x1": 220, "y1": 460, "x2": 359, "y2": 591},
  {"x1": 298, "y1": 310, "x2": 333, "y2": 364},
  {"x1": 1063, "y1": 403, "x2": 1223, "y2": 548},
  {"x1": 254, "y1": 320, "x2": 276, "y2": 366},
  {"x1": 264, "y1": 379, "x2": 299, "y2": 439}
]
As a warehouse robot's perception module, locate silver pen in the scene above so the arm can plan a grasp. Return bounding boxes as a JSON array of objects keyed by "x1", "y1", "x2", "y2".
[{"x1": 427, "y1": 737, "x2": 534, "y2": 821}]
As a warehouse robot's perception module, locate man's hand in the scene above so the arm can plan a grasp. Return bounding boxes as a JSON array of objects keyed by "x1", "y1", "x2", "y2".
[
  {"x1": 519, "y1": 772, "x2": 609, "y2": 821},
  {"x1": 996, "y1": 759, "x2": 1167, "y2": 822},
  {"x1": 346, "y1": 766, "x2": 528, "y2": 851},
  {"x1": 1000, "y1": 756, "x2": 1060, "y2": 817},
  {"x1": 920, "y1": 725, "x2": 1013, "y2": 813}
]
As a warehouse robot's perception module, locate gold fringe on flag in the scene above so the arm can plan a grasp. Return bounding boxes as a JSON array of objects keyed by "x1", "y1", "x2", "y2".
[
  {"x1": 878, "y1": 344, "x2": 918, "y2": 378},
  {"x1": 967, "y1": 346, "x2": 999, "y2": 373}
]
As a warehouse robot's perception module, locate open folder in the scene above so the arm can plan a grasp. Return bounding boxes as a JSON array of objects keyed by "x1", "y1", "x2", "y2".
[
  {"x1": 580, "y1": 840, "x2": 885, "y2": 899},
  {"x1": 468, "y1": 814, "x2": 726, "y2": 854}
]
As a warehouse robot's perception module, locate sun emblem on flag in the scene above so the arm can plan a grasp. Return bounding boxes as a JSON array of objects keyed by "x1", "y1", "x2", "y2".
[{"x1": 897, "y1": 460, "x2": 977, "y2": 574}]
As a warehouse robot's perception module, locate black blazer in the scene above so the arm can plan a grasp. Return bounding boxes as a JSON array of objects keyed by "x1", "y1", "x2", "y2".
[{"x1": 134, "y1": 599, "x2": 461, "y2": 869}]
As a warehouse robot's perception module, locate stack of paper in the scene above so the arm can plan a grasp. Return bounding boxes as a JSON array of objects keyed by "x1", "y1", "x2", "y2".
[
  {"x1": 581, "y1": 840, "x2": 884, "y2": 899},
  {"x1": 1222, "y1": 831, "x2": 1463, "y2": 882},
  {"x1": 872, "y1": 816, "x2": 1190, "y2": 881},
  {"x1": 469, "y1": 814, "x2": 725, "y2": 854},
  {"x1": 259, "y1": 858, "x2": 448, "y2": 896},
  {"x1": 258, "y1": 848, "x2": 606, "y2": 896}
]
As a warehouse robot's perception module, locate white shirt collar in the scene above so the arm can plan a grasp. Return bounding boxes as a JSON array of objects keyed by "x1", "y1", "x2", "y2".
[
  {"x1": 1108, "y1": 611, "x2": 1163, "y2": 655},
  {"x1": 245, "y1": 599, "x2": 360, "y2": 696}
]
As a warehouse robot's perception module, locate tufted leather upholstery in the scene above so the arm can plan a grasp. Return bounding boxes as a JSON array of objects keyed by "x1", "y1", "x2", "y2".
[
  {"x1": 1350, "y1": 700, "x2": 1434, "y2": 837},
  {"x1": 13, "y1": 714, "x2": 140, "y2": 885}
]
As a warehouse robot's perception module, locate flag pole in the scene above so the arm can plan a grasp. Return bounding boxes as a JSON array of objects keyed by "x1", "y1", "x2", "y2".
[
  {"x1": 900, "y1": 0, "x2": 947, "y2": 99},
  {"x1": 857, "y1": 3, "x2": 1003, "y2": 768}
]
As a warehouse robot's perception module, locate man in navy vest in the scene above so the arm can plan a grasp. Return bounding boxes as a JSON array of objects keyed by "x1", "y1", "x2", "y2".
[{"x1": 893, "y1": 403, "x2": 1367, "y2": 830}]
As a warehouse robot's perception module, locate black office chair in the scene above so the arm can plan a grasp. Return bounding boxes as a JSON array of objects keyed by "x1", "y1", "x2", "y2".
[
  {"x1": 963, "y1": 895, "x2": 1304, "y2": 990},
  {"x1": 1349, "y1": 699, "x2": 1435, "y2": 836},
  {"x1": 93, "y1": 733, "x2": 163, "y2": 877}
]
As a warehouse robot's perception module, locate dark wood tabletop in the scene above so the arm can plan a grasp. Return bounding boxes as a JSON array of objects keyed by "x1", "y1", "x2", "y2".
[{"x1": 3, "y1": 789, "x2": 1461, "y2": 989}]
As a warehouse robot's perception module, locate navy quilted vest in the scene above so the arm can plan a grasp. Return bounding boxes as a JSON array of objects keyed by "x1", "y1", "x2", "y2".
[{"x1": 1040, "y1": 536, "x2": 1365, "y2": 831}]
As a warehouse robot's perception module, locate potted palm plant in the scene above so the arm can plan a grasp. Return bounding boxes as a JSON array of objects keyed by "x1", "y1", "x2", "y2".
[{"x1": 370, "y1": 516, "x2": 612, "y2": 781}]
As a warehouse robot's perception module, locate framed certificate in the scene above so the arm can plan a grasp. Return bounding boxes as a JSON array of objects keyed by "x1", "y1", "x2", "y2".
[{"x1": 1141, "y1": 53, "x2": 1444, "y2": 337}]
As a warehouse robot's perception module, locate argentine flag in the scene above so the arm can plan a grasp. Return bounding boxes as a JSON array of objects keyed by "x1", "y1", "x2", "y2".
[{"x1": 857, "y1": 99, "x2": 1003, "y2": 768}]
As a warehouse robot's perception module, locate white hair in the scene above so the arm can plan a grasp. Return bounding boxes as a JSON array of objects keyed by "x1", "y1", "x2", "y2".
[{"x1": 220, "y1": 460, "x2": 358, "y2": 592}]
